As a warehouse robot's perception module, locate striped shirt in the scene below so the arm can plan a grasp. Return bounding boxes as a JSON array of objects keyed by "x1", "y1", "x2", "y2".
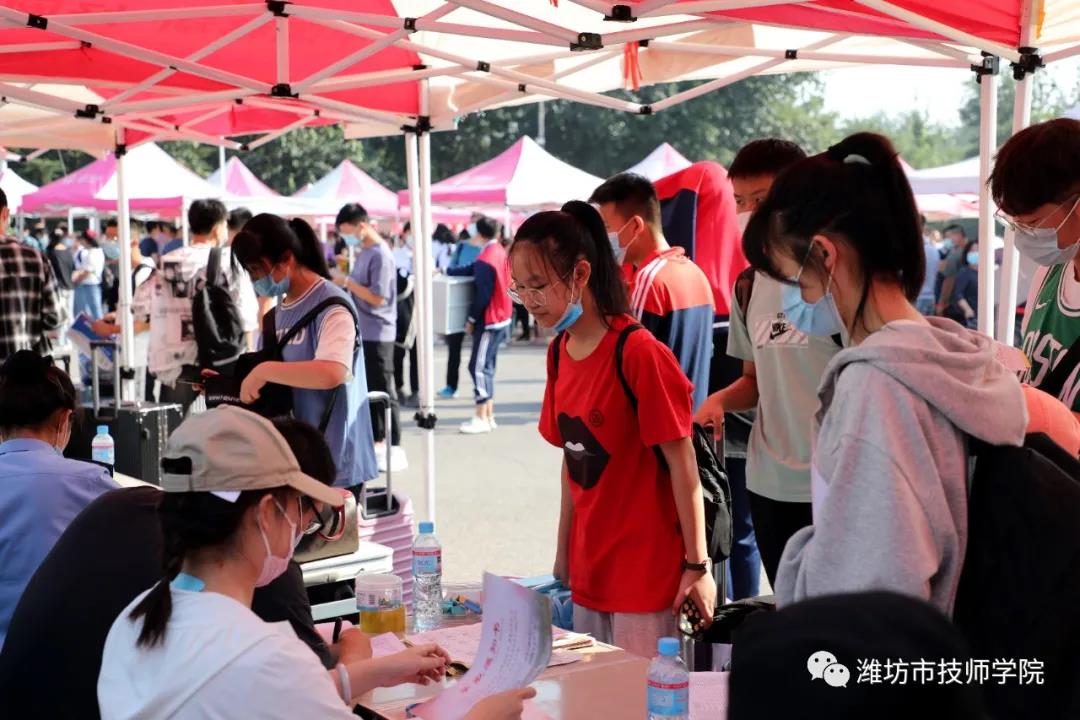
[{"x1": 0, "y1": 238, "x2": 62, "y2": 360}]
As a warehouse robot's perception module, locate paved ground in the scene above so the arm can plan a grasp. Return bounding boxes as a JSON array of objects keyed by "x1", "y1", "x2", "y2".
[
  {"x1": 388, "y1": 335, "x2": 773, "y2": 596},
  {"x1": 390, "y1": 337, "x2": 562, "y2": 584}
]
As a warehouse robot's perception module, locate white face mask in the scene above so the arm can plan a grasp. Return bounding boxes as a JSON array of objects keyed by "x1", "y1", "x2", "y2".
[
  {"x1": 1013, "y1": 196, "x2": 1080, "y2": 266},
  {"x1": 736, "y1": 211, "x2": 752, "y2": 234}
]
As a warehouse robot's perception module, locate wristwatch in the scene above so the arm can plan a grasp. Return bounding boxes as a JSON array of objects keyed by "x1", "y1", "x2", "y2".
[{"x1": 682, "y1": 559, "x2": 711, "y2": 573}]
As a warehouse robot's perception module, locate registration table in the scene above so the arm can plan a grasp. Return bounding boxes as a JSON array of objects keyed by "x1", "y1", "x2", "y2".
[{"x1": 357, "y1": 641, "x2": 649, "y2": 720}]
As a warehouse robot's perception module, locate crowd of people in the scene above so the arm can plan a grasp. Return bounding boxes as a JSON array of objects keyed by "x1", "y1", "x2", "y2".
[{"x1": 0, "y1": 117, "x2": 1078, "y2": 718}]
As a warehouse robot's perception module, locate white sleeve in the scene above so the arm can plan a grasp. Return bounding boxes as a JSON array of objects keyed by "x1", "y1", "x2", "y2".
[
  {"x1": 314, "y1": 307, "x2": 356, "y2": 373},
  {"x1": 90, "y1": 248, "x2": 106, "y2": 278}
]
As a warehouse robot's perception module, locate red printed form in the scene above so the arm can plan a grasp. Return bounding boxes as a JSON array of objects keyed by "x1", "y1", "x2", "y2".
[{"x1": 412, "y1": 573, "x2": 552, "y2": 719}]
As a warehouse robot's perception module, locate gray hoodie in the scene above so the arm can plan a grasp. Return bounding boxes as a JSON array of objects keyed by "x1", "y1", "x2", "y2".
[{"x1": 775, "y1": 318, "x2": 1027, "y2": 616}]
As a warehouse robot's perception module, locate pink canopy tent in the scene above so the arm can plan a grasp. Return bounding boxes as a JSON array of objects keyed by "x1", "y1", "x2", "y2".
[
  {"x1": 0, "y1": 167, "x2": 38, "y2": 213},
  {"x1": 624, "y1": 142, "x2": 692, "y2": 180},
  {"x1": 21, "y1": 142, "x2": 221, "y2": 215},
  {"x1": 399, "y1": 136, "x2": 602, "y2": 209},
  {"x1": 207, "y1": 156, "x2": 278, "y2": 197},
  {"x1": 292, "y1": 158, "x2": 399, "y2": 218}
]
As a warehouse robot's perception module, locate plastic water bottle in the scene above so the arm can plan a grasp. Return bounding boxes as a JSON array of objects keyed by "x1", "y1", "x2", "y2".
[
  {"x1": 412, "y1": 521, "x2": 442, "y2": 628},
  {"x1": 91, "y1": 425, "x2": 115, "y2": 476},
  {"x1": 647, "y1": 637, "x2": 689, "y2": 720}
]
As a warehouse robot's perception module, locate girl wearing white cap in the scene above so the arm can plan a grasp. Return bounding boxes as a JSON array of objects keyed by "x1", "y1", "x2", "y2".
[{"x1": 97, "y1": 406, "x2": 533, "y2": 719}]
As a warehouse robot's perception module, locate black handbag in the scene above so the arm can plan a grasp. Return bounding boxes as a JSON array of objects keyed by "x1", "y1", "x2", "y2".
[{"x1": 205, "y1": 296, "x2": 359, "y2": 431}]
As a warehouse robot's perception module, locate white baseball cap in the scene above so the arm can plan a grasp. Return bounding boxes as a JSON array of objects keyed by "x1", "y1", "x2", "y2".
[{"x1": 160, "y1": 405, "x2": 344, "y2": 507}]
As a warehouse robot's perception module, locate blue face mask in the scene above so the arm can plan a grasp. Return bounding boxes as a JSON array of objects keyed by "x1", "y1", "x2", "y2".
[
  {"x1": 553, "y1": 285, "x2": 583, "y2": 333},
  {"x1": 967, "y1": 251, "x2": 979, "y2": 266},
  {"x1": 341, "y1": 233, "x2": 360, "y2": 248},
  {"x1": 254, "y1": 266, "x2": 290, "y2": 297},
  {"x1": 781, "y1": 254, "x2": 845, "y2": 337},
  {"x1": 467, "y1": 222, "x2": 478, "y2": 238}
]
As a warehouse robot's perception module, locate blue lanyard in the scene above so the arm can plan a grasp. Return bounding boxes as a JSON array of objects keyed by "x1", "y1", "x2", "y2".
[{"x1": 170, "y1": 572, "x2": 206, "y2": 592}]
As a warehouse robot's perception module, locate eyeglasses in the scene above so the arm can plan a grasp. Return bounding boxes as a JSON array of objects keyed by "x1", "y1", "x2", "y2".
[
  {"x1": 996, "y1": 195, "x2": 1080, "y2": 235},
  {"x1": 507, "y1": 273, "x2": 572, "y2": 308},
  {"x1": 301, "y1": 493, "x2": 348, "y2": 542}
]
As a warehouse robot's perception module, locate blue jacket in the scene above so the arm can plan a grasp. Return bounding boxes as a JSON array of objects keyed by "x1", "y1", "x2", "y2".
[{"x1": 0, "y1": 438, "x2": 115, "y2": 649}]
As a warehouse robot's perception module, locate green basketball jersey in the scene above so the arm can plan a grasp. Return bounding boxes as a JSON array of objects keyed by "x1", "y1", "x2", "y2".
[{"x1": 1021, "y1": 262, "x2": 1080, "y2": 411}]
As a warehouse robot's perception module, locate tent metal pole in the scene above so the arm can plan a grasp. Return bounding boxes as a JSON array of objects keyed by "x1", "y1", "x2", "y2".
[
  {"x1": 417, "y1": 81, "x2": 438, "y2": 526},
  {"x1": 445, "y1": 0, "x2": 580, "y2": 44},
  {"x1": 1044, "y1": 43, "x2": 1080, "y2": 63},
  {"x1": 218, "y1": 146, "x2": 227, "y2": 191},
  {"x1": 101, "y1": 14, "x2": 272, "y2": 108},
  {"x1": 244, "y1": 114, "x2": 315, "y2": 150},
  {"x1": 648, "y1": 40, "x2": 969, "y2": 68},
  {"x1": 275, "y1": 15, "x2": 290, "y2": 86},
  {"x1": 181, "y1": 198, "x2": 191, "y2": 247},
  {"x1": 405, "y1": 130, "x2": 432, "y2": 525},
  {"x1": 976, "y1": 69, "x2": 998, "y2": 339},
  {"x1": 0, "y1": 41, "x2": 82, "y2": 53},
  {"x1": 115, "y1": 130, "x2": 136, "y2": 400},
  {"x1": 852, "y1": 0, "x2": 1022, "y2": 62},
  {"x1": 49, "y1": 4, "x2": 264, "y2": 25},
  {"x1": 109, "y1": 89, "x2": 255, "y2": 116},
  {"x1": 996, "y1": 0, "x2": 1038, "y2": 346},
  {"x1": 642, "y1": 0, "x2": 814, "y2": 16}
]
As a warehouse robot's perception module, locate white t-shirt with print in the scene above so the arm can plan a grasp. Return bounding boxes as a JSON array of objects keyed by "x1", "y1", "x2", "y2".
[{"x1": 98, "y1": 587, "x2": 355, "y2": 720}]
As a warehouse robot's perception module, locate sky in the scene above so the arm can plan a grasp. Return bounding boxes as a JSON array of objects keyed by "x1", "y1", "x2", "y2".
[{"x1": 821, "y1": 56, "x2": 1080, "y2": 125}]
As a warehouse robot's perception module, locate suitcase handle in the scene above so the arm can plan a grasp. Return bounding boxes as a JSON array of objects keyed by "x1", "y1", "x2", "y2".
[
  {"x1": 90, "y1": 339, "x2": 122, "y2": 420},
  {"x1": 361, "y1": 391, "x2": 396, "y2": 519}
]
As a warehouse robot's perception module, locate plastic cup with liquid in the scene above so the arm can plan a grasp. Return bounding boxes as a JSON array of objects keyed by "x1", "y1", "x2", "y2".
[{"x1": 356, "y1": 573, "x2": 406, "y2": 634}]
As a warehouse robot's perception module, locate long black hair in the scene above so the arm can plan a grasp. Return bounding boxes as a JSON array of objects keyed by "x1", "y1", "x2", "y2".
[
  {"x1": 232, "y1": 214, "x2": 330, "y2": 280},
  {"x1": 510, "y1": 200, "x2": 630, "y2": 324},
  {"x1": 0, "y1": 351, "x2": 76, "y2": 434},
  {"x1": 743, "y1": 132, "x2": 924, "y2": 334},
  {"x1": 128, "y1": 418, "x2": 335, "y2": 648}
]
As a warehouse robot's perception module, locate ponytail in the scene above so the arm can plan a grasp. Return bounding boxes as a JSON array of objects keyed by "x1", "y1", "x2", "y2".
[
  {"x1": 232, "y1": 214, "x2": 330, "y2": 279},
  {"x1": 128, "y1": 491, "x2": 268, "y2": 647},
  {"x1": 743, "y1": 132, "x2": 924, "y2": 331},
  {"x1": 287, "y1": 218, "x2": 331, "y2": 279},
  {"x1": 511, "y1": 201, "x2": 629, "y2": 324}
]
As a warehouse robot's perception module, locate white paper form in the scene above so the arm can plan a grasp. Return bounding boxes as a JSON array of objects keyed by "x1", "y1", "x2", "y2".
[{"x1": 412, "y1": 573, "x2": 552, "y2": 719}]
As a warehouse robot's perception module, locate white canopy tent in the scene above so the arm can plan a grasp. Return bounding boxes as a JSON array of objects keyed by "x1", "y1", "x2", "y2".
[
  {"x1": 0, "y1": 166, "x2": 37, "y2": 213},
  {"x1": 624, "y1": 142, "x2": 692, "y2": 180},
  {"x1": 1, "y1": 0, "x2": 1077, "y2": 523},
  {"x1": 908, "y1": 156, "x2": 983, "y2": 196}
]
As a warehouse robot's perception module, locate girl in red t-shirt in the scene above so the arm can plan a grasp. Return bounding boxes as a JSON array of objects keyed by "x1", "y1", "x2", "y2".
[{"x1": 509, "y1": 201, "x2": 716, "y2": 658}]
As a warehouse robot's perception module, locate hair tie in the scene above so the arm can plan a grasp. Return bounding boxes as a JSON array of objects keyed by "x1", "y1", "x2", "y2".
[
  {"x1": 844, "y1": 153, "x2": 871, "y2": 166},
  {"x1": 826, "y1": 145, "x2": 871, "y2": 167}
]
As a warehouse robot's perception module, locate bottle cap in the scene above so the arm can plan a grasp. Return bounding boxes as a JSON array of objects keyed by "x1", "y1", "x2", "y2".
[
  {"x1": 418, "y1": 521, "x2": 434, "y2": 534},
  {"x1": 658, "y1": 637, "x2": 680, "y2": 657},
  {"x1": 97, "y1": 425, "x2": 109, "y2": 435}
]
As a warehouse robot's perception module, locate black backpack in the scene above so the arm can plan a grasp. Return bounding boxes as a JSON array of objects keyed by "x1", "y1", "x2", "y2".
[
  {"x1": 551, "y1": 324, "x2": 733, "y2": 562},
  {"x1": 953, "y1": 433, "x2": 1080, "y2": 719},
  {"x1": 192, "y1": 247, "x2": 246, "y2": 369}
]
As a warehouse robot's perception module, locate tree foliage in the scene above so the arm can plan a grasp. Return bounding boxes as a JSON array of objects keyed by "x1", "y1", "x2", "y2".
[{"x1": 7, "y1": 68, "x2": 1078, "y2": 196}]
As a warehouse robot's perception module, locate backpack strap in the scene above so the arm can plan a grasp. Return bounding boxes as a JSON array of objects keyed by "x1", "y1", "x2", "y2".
[
  {"x1": 614, "y1": 324, "x2": 646, "y2": 411},
  {"x1": 551, "y1": 330, "x2": 566, "y2": 378},
  {"x1": 206, "y1": 246, "x2": 223, "y2": 287},
  {"x1": 272, "y1": 296, "x2": 361, "y2": 433}
]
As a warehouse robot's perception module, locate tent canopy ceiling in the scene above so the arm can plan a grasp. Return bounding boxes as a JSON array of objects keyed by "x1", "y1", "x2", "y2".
[{"x1": 0, "y1": 2, "x2": 1074, "y2": 153}]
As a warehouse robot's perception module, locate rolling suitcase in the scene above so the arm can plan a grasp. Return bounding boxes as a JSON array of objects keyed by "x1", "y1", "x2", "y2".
[
  {"x1": 65, "y1": 340, "x2": 183, "y2": 485},
  {"x1": 357, "y1": 391, "x2": 418, "y2": 603}
]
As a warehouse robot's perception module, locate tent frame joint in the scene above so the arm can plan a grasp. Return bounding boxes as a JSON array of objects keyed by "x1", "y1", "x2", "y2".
[
  {"x1": 266, "y1": 1, "x2": 289, "y2": 18},
  {"x1": 571, "y1": 32, "x2": 603, "y2": 51},
  {"x1": 402, "y1": 115, "x2": 433, "y2": 135},
  {"x1": 785, "y1": 49, "x2": 798, "y2": 60},
  {"x1": 1011, "y1": 46, "x2": 1043, "y2": 80},
  {"x1": 605, "y1": 5, "x2": 637, "y2": 23},
  {"x1": 403, "y1": 17, "x2": 417, "y2": 32},
  {"x1": 518, "y1": 82, "x2": 527, "y2": 93},
  {"x1": 270, "y1": 82, "x2": 297, "y2": 98},
  {"x1": 75, "y1": 103, "x2": 102, "y2": 120},
  {"x1": 638, "y1": 39, "x2": 649, "y2": 48},
  {"x1": 639, "y1": 105, "x2": 653, "y2": 115},
  {"x1": 970, "y1": 52, "x2": 999, "y2": 84},
  {"x1": 476, "y1": 61, "x2": 491, "y2": 72},
  {"x1": 240, "y1": 143, "x2": 251, "y2": 151},
  {"x1": 26, "y1": 14, "x2": 47, "y2": 30},
  {"x1": 114, "y1": 143, "x2": 127, "y2": 158}
]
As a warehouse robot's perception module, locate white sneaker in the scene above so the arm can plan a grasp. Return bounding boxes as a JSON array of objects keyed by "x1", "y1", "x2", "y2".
[
  {"x1": 459, "y1": 416, "x2": 492, "y2": 434},
  {"x1": 389, "y1": 445, "x2": 409, "y2": 473},
  {"x1": 489, "y1": 417, "x2": 498, "y2": 430}
]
